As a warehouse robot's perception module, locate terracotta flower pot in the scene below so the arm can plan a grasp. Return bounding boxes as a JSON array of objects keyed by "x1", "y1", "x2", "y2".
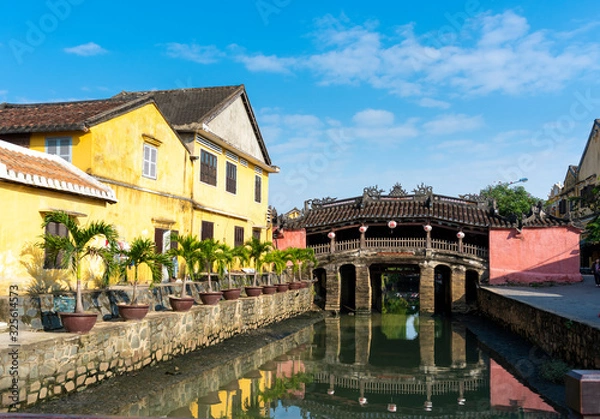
[
  {"x1": 300, "y1": 281, "x2": 309, "y2": 289},
  {"x1": 222, "y1": 288, "x2": 242, "y2": 300},
  {"x1": 244, "y1": 286, "x2": 263, "y2": 297},
  {"x1": 169, "y1": 296, "x2": 195, "y2": 312},
  {"x1": 276, "y1": 283, "x2": 289, "y2": 293},
  {"x1": 262, "y1": 285, "x2": 277, "y2": 295},
  {"x1": 59, "y1": 312, "x2": 98, "y2": 334},
  {"x1": 288, "y1": 282, "x2": 302, "y2": 290},
  {"x1": 199, "y1": 291, "x2": 223, "y2": 305},
  {"x1": 117, "y1": 304, "x2": 149, "y2": 320}
]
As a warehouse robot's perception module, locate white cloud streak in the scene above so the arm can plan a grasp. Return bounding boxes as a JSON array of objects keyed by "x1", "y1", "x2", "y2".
[{"x1": 64, "y1": 42, "x2": 108, "y2": 57}]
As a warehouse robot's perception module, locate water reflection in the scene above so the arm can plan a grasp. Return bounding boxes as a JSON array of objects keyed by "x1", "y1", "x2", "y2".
[{"x1": 125, "y1": 314, "x2": 560, "y2": 418}]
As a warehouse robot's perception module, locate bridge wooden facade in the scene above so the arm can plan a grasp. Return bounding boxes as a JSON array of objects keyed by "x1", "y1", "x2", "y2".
[{"x1": 276, "y1": 186, "x2": 573, "y2": 314}]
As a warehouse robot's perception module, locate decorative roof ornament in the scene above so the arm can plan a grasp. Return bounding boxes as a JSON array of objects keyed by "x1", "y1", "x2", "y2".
[
  {"x1": 389, "y1": 183, "x2": 407, "y2": 197},
  {"x1": 413, "y1": 183, "x2": 433, "y2": 196},
  {"x1": 363, "y1": 185, "x2": 384, "y2": 200},
  {"x1": 459, "y1": 193, "x2": 485, "y2": 202},
  {"x1": 308, "y1": 197, "x2": 337, "y2": 210}
]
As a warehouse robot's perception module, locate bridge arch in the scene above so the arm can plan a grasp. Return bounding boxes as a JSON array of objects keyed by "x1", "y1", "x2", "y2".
[{"x1": 339, "y1": 264, "x2": 356, "y2": 313}]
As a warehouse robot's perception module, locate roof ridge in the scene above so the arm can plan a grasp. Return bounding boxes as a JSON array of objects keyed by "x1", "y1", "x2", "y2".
[
  {"x1": 114, "y1": 84, "x2": 243, "y2": 98},
  {"x1": 1, "y1": 97, "x2": 131, "y2": 108}
]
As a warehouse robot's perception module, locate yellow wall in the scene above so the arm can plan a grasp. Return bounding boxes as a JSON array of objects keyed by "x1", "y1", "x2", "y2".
[
  {"x1": 30, "y1": 131, "x2": 92, "y2": 171},
  {"x1": 0, "y1": 182, "x2": 111, "y2": 295},
  {"x1": 192, "y1": 141, "x2": 270, "y2": 245}
]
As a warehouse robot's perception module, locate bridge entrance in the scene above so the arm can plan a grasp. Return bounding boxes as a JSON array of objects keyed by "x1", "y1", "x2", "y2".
[
  {"x1": 370, "y1": 264, "x2": 420, "y2": 313},
  {"x1": 340, "y1": 264, "x2": 356, "y2": 313},
  {"x1": 434, "y1": 265, "x2": 452, "y2": 315}
]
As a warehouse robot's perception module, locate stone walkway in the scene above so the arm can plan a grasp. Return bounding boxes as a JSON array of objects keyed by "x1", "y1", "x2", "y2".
[{"x1": 482, "y1": 274, "x2": 600, "y2": 330}]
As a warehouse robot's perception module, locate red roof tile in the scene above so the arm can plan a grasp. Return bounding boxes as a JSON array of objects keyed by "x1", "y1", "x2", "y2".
[
  {"x1": 0, "y1": 97, "x2": 146, "y2": 134},
  {"x1": 0, "y1": 139, "x2": 117, "y2": 202}
]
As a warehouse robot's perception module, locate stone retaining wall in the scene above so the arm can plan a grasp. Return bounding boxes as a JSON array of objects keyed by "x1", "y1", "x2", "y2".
[
  {"x1": 477, "y1": 287, "x2": 600, "y2": 369},
  {"x1": 0, "y1": 289, "x2": 312, "y2": 411}
]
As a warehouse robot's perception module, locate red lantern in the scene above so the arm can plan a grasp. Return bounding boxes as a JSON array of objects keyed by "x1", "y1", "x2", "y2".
[
  {"x1": 359, "y1": 225, "x2": 368, "y2": 233},
  {"x1": 423, "y1": 224, "x2": 432, "y2": 232},
  {"x1": 327, "y1": 231, "x2": 336, "y2": 239},
  {"x1": 457, "y1": 231, "x2": 465, "y2": 239},
  {"x1": 387, "y1": 220, "x2": 397, "y2": 229}
]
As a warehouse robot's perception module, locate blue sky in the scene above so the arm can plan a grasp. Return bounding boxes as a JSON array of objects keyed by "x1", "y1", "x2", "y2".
[{"x1": 1, "y1": 1, "x2": 600, "y2": 212}]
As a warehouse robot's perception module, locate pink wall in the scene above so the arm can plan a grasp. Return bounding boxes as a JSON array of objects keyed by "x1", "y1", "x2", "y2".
[
  {"x1": 273, "y1": 228, "x2": 306, "y2": 250},
  {"x1": 490, "y1": 360, "x2": 556, "y2": 413},
  {"x1": 489, "y1": 226, "x2": 581, "y2": 285}
]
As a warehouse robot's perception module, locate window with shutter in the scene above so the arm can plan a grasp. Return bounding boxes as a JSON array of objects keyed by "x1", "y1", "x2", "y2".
[
  {"x1": 201, "y1": 221, "x2": 214, "y2": 240},
  {"x1": 226, "y1": 162, "x2": 237, "y2": 194},
  {"x1": 200, "y1": 150, "x2": 217, "y2": 186},
  {"x1": 143, "y1": 143, "x2": 157, "y2": 179},
  {"x1": 234, "y1": 226, "x2": 244, "y2": 247},
  {"x1": 254, "y1": 175, "x2": 262, "y2": 203}
]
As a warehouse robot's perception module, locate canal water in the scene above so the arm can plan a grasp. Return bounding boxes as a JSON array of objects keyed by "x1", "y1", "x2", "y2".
[{"x1": 25, "y1": 313, "x2": 563, "y2": 418}]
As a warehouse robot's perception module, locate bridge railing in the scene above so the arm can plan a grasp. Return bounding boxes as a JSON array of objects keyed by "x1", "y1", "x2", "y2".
[{"x1": 310, "y1": 237, "x2": 488, "y2": 258}]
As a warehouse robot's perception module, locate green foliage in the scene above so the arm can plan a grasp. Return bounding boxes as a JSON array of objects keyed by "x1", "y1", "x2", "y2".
[
  {"x1": 480, "y1": 184, "x2": 543, "y2": 217},
  {"x1": 539, "y1": 359, "x2": 570, "y2": 383},
  {"x1": 244, "y1": 238, "x2": 273, "y2": 286},
  {"x1": 383, "y1": 297, "x2": 409, "y2": 314},
  {"x1": 41, "y1": 211, "x2": 118, "y2": 313},
  {"x1": 118, "y1": 237, "x2": 172, "y2": 305}
]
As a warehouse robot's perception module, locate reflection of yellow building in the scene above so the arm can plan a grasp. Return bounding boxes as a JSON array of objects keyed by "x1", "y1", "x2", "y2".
[{"x1": 0, "y1": 85, "x2": 278, "y2": 293}]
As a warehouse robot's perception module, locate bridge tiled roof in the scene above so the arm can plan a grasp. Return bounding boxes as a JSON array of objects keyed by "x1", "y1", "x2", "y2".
[{"x1": 289, "y1": 194, "x2": 571, "y2": 231}]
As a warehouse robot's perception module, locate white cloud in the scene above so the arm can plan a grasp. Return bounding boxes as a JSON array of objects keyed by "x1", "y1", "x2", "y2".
[
  {"x1": 236, "y1": 11, "x2": 600, "y2": 99},
  {"x1": 418, "y1": 98, "x2": 451, "y2": 109},
  {"x1": 353, "y1": 109, "x2": 395, "y2": 126},
  {"x1": 64, "y1": 42, "x2": 107, "y2": 56},
  {"x1": 235, "y1": 53, "x2": 296, "y2": 74},
  {"x1": 164, "y1": 43, "x2": 223, "y2": 64},
  {"x1": 423, "y1": 114, "x2": 484, "y2": 135}
]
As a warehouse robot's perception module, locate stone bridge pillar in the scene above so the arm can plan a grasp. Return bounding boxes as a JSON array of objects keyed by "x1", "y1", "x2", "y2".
[
  {"x1": 355, "y1": 263, "x2": 371, "y2": 314},
  {"x1": 419, "y1": 261, "x2": 435, "y2": 314},
  {"x1": 354, "y1": 314, "x2": 372, "y2": 365},
  {"x1": 324, "y1": 265, "x2": 340, "y2": 313},
  {"x1": 451, "y1": 265, "x2": 467, "y2": 313}
]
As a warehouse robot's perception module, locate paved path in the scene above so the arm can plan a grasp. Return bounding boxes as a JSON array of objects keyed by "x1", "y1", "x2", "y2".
[{"x1": 482, "y1": 274, "x2": 600, "y2": 330}]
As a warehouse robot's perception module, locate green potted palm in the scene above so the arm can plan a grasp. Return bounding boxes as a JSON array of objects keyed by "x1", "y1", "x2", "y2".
[
  {"x1": 116, "y1": 237, "x2": 172, "y2": 320},
  {"x1": 260, "y1": 250, "x2": 279, "y2": 294},
  {"x1": 215, "y1": 243, "x2": 242, "y2": 301},
  {"x1": 168, "y1": 233, "x2": 200, "y2": 312},
  {"x1": 197, "y1": 238, "x2": 224, "y2": 305},
  {"x1": 268, "y1": 249, "x2": 289, "y2": 293},
  {"x1": 41, "y1": 210, "x2": 118, "y2": 333},
  {"x1": 244, "y1": 238, "x2": 273, "y2": 297}
]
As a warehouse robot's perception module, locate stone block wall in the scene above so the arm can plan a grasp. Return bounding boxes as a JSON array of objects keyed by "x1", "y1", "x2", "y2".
[
  {"x1": 0, "y1": 288, "x2": 313, "y2": 410},
  {"x1": 477, "y1": 288, "x2": 600, "y2": 369}
]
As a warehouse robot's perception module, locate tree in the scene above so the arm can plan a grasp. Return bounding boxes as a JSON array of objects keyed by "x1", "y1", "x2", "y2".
[
  {"x1": 479, "y1": 183, "x2": 543, "y2": 217},
  {"x1": 41, "y1": 211, "x2": 118, "y2": 313},
  {"x1": 244, "y1": 238, "x2": 273, "y2": 287},
  {"x1": 118, "y1": 237, "x2": 172, "y2": 305},
  {"x1": 168, "y1": 233, "x2": 202, "y2": 298},
  {"x1": 197, "y1": 238, "x2": 223, "y2": 292}
]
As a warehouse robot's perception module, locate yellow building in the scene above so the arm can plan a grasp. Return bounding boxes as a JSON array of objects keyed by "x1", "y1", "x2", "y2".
[
  {"x1": 0, "y1": 85, "x2": 278, "y2": 293},
  {"x1": 0, "y1": 139, "x2": 117, "y2": 294}
]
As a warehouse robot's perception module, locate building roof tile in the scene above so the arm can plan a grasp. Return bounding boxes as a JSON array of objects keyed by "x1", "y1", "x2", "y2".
[{"x1": 0, "y1": 139, "x2": 117, "y2": 202}]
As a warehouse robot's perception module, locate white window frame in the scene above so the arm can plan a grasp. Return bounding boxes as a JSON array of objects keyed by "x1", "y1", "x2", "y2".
[
  {"x1": 46, "y1": 137, "x2": 72, "y2": 163},
  {"x1": 143, "y1": 143, "x2": 157, "y2": 179}
]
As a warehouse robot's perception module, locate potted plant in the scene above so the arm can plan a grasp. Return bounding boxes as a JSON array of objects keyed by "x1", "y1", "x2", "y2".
[
  {"x1": 244, "y1": 238, "x2": 272, "y2": 297},
  {"x1": 215, "y1": 243, "x2": 242, "y2": 300},
  {"x1": 41, "y1": 210, "x2": 118, "y2": 333},
  {"x1": 168, "y1": 233, "x2": 200, "y2": 311},
  {"x1": 261, "y1": 250, "x2": 281, "y2": 294},
  {"x1": 116, "y1": 237, "x2": 172, "y2": 320},
  {"x1": 269, "y1": 249, "x2": 289, "y2": 293},
  {"x1": 197, "y1": 238, "x2": 224, "y2": 305}
]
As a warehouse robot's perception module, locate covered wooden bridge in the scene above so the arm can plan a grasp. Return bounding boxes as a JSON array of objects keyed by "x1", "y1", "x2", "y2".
[{"x1": 275, "y1": 185, "x2": 578, "y2": 315}]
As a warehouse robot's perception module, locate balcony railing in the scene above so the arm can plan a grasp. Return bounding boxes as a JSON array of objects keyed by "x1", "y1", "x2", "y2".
[{"x1": 309, "y1": 237, "x2": 488, "y2": 259}]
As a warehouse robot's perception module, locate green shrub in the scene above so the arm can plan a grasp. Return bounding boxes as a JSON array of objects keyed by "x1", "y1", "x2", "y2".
[{"x1": 540, "y1": 360, "x2": 570, "y2": 383}]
